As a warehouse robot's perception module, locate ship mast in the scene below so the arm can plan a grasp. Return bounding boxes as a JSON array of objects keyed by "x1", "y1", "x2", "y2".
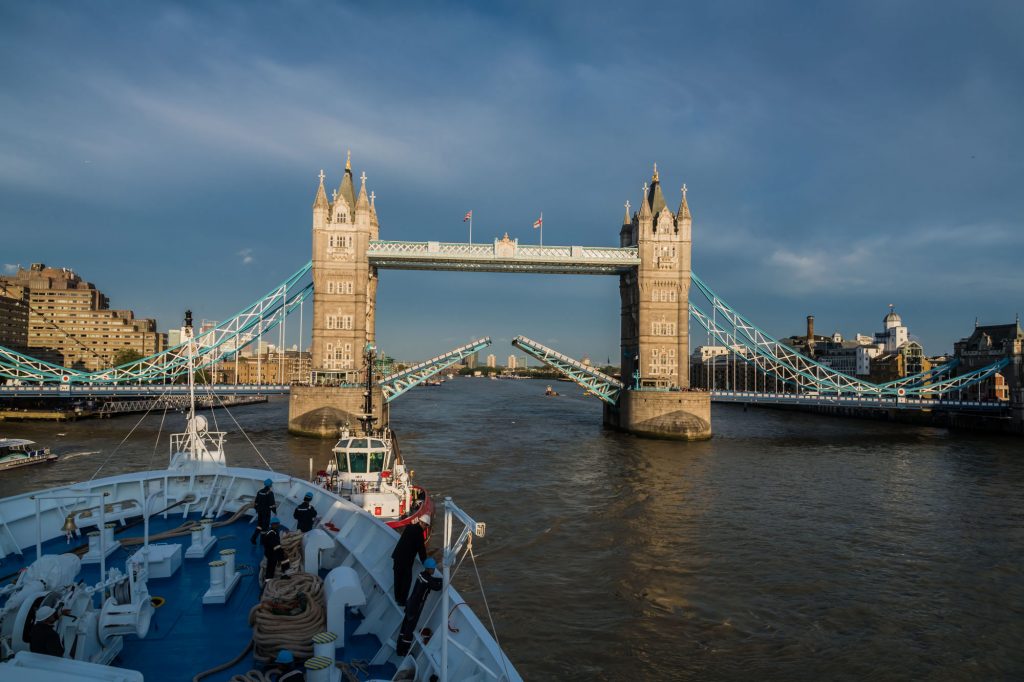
[
  {"x1": 359, "y1": 342, "x2": 378, "y2": 436},
  {"x1": 184, "y1": 309, "x2": 199, "y2": 456}
]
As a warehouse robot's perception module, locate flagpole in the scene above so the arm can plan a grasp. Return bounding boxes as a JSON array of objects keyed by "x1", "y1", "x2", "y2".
[
  {"x1": 469, "y1": 215, "x2": 473, "y2": 245},
  {"x1": 540, "y1": 211, "x2": 543, "y2": 246}
]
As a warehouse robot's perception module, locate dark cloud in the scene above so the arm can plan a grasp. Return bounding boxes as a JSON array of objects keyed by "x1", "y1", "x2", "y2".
[{"x1": 1, "y1": 1, "x2": 1021, "y2": 360}]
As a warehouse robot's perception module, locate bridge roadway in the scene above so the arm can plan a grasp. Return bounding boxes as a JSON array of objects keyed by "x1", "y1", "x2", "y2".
[
  {"x1": 0, "y1": 384, "x2": 291, "y2": 398},
  {"x1": 367, "y1": 240, "x2": 640, "y2": 274},
  {"x1": 711, "y1": 390, "x2": 1008, "y2": 413}
]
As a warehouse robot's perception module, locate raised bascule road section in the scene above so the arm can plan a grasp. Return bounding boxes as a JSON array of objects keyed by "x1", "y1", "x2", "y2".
[{"x1": 1, "y1": 153, "x2": 1019, "y2": 436}]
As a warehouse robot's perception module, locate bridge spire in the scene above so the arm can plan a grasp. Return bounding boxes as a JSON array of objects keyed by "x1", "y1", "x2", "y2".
[
  {"x1": 356, "y1": 171, "x2": 370, "y2": 213},
  {"x1": 676, "y1": 182, "x2": 691, "y2": 223},
  {"x1": 313, "y1": 169, "x2": 329, "y2": 209},
  {"x1": 638, "y1": 181, "x2": 652, "y2": 221},
  {"x1": 337, "y1": 150, "x2": 356, "y2": 215},
  {"x1": 622, "y1": 200, "x2": 631, "y2": 226},
  {"x1": 648, "y1": 163, "x2": 667, "y2": 215}
]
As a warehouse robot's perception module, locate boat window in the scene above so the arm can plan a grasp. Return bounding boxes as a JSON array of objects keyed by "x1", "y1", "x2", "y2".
[
  {"x1": 352, "y1": 439, "x2": 369, "y2": 449},
  {"x1": 369, "y1": 439, "x2": 385, "y2": 449},
  {"x1": 368, "y1": 450, "x2": 385, "y2": 472},
  {"x1": 334, "y1": 452, "x2": 348, "y2": 472},
  {"x1": 349, "y1": 451, "x2": 368, "y2": 473}
]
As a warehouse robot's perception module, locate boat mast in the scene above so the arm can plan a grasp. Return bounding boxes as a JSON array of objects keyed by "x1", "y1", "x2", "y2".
[
  {"x1": 359, "y1": 342, "x2": 378, "y2": 436},
  {"x1": 184, "y1": 309, "x2": 198, "y2": 456}
]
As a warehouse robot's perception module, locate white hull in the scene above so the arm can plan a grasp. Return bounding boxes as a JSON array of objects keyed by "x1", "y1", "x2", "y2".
[{"x1": 0, "y1": 466, "x2": 520, "y2": 681}]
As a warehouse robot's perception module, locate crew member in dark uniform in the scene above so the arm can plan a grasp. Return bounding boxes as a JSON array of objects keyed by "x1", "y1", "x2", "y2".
[
  {"x1": 29, "y1": 605, "x2": 64, "y2": 657},
  {"x1": 396, "y1": 557, "x2": 443, "y2": 656},
  {"x1": 251, "y1": 478, "x2": 277, "y2": 544},
  {"x1": 293, "y1": 492, "x2": 318, "y2": 532},
  {"x1": 390, "y1": 514, "x2": 431, "y2": 607},
  {"x1": 261, "y1": 517, "x2": 291, "y2": 581}
]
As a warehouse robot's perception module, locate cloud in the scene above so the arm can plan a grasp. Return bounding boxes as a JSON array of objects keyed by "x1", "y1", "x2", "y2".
[
  {"x1": 237, "y1": 249, "x2": 254, "y2": 265},
  {"x1": 3, "y1": 264, "x2": 19, "y2": 274}
]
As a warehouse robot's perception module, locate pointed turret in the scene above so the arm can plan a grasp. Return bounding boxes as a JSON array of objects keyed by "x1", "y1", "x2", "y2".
[
  {"x1": 313, "y1": 169, "x2": 329, "y2": 209},
  {"x1": 337, "y1": 149, "x2": 356, "y2": 210},
  {"x1": 676, "y1": 183, "x2": 691, "y2": 222},
  {"x1": 313, "y1": 169, "x2": 329, "y2": 229},
  {"x1": 638, "y1": 182, "x2": 652, "y2": 223},
  {"x1": 619, "y1": 200, "x2": 635, "y2": 246},
  {"x1": 355, "y1": 170, "x2": 370, "y2": 223},
  {"x1": 648, "y1": 163, "x2": 667, "y2": 216},
  {"x1": 369, "y1": 190, "x2": 379, "y2": 232},
  {"x1": 675, "y1": 183, "x2": 691, "y2": 237}
]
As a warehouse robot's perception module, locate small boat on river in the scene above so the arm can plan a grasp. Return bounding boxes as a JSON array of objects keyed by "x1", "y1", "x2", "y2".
[
  {"x1": 0, "y1": 439, "x2": 57, "y2": 471},
  {"x1": 320, "y1": 428, "x2": 433, "y2": 529}
]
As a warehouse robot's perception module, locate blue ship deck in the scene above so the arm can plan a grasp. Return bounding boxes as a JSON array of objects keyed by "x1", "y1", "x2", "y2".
[{"x1": 1, "y1": 514, "x2": 397, "y2": 681}]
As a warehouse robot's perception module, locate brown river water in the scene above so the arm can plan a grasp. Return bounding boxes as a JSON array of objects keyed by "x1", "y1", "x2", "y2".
[{"x1": 3, "y1": 378, "x2": 1023, "y2": 680}]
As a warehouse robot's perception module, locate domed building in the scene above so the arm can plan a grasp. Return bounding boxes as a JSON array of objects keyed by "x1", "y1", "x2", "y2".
[{"x1": 867, "y1": 305, "x2": 927, "y2": 382}]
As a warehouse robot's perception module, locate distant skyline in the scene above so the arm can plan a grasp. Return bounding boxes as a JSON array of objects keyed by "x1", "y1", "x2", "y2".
[{"x1": 2, "y1": 2, "x2": 1022, "y2": 362}]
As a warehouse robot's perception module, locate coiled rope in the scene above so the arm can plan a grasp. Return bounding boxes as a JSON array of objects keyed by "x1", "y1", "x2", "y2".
[{"x1": 248, "y1": 570, "x2": 326, "y2": 661}]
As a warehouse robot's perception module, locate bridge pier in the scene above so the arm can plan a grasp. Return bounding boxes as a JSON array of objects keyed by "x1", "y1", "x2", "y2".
[
  {"x1": 604, "y1": 390, "x2": 712, "y2": 440},
  {"x1": 288, "y1": 385, "x2": 386, "y2": 438}
]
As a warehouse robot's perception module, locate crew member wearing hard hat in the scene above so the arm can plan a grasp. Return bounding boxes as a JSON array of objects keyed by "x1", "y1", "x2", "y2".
[
  {"x1": 293, "y1": 492, "x2": 318, "y2": 533},
  {"x1": 390, "y1": 514, "x2": 431, "y2": 607},
  {"x1": 250, "y1": 478, "x2": 277, "y2": 544},
  {"x1": 29, "y1": 605, "x2": 64, "y2": 657},
  {"x1": 396, "y1": 557, "x2": 443, "y2": 656},
  {"x1": 270, "y1": 649, "x2": 305, "y2": 681},
  {"x1": 261, "y1": 517, "x2": 291, "y2": 581}
]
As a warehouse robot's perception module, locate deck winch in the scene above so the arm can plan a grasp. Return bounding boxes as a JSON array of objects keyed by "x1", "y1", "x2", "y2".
[{"x1": 0, "y1": 553, "x2": 154, "y2": 665}]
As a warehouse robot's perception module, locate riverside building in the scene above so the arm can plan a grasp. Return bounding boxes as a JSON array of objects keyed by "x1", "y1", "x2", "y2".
[
  {"x1": 0, "y1": 263, "x2": 165, "y2": 371},
  {"x1": 0, "y1": 283, "x2": 29, "y2": 351}
]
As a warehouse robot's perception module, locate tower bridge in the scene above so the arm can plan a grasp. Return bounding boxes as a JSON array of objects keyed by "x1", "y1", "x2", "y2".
[
  {"x1": 289, "y1": 154, "x2": 709, "y2": 439},
  {"x1": 0, "y1": 152, "x2": 1017, "y2": 436}
]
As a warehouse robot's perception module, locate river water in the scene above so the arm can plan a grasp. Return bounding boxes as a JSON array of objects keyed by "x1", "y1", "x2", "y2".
[{"x1": 4, "y1": 378, "x2": 1023, "y2": 680}]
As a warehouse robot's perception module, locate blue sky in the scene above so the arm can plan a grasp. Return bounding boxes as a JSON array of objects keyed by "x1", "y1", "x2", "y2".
[{"x1": 1, "y1": 1, "x2": 1022, "y2": 362}]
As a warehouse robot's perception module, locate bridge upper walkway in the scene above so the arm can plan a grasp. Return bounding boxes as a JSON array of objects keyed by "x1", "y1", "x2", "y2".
[{"x1": 368, "y1": 240, "x2": 640, "y2": 274}]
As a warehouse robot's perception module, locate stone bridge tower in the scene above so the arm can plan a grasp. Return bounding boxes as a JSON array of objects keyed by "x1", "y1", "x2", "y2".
[
  {"x1": 605, "y1": 165, "x2": 711, "y2": 440},
  {"x1": 289, "y1": 152, "x2": 384, "y2": 437}
]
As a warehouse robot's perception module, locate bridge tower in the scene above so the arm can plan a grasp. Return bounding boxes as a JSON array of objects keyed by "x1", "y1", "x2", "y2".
[
  {"x1": 604, "y1": 165, "x2": 711, "y2": 440},
  {"x1": 289, "y1": 152, "x2": 385, "y2": 437}
]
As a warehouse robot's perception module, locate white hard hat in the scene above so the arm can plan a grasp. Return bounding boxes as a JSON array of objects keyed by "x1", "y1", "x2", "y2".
[
  {"x1": 35, "y1": 605, "x2": 56, "y2": 621},
  {"x1": 419, "y1": 514, "x2": 431, "y2": 525}
]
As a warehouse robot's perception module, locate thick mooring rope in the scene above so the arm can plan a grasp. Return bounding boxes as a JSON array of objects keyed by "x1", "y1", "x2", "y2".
[{"x1": 249, "y1": 570, "x2": 326, "y2": 661}]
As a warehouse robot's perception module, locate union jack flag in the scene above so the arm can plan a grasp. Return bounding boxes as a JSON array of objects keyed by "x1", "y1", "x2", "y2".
[{"x1": 463, "y1": 210, "x2": 472, "y2": 222}]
